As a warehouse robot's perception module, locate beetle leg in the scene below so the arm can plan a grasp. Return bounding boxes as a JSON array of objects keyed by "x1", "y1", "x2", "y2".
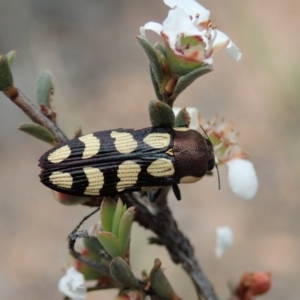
[
  {"x1": 148, "y1": 189, "x2": 163, "y2": 203},
  {"x1": 172, "y1": 184, "x2": 181, "y2": 201}
]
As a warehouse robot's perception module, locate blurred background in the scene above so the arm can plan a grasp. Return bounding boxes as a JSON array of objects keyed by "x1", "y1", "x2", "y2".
[{"x1": 0, "y1": 0, "x2": 299, "y2": 299}]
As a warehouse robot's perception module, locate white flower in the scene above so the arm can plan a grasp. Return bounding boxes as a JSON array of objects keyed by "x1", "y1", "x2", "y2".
[
  {"x1": 215, "y1": 226, "x2": 233, "y2": 258},
  {"x1": 227, "y1": 159, "x2": 258, "y2": 200},
  {"x1": 173, "y1": 107, "x2": 199, "y2": 129},
  {"x1": 58, "y1": 267, "x2": 86, "y2": 300},
  {"x1": 140, "y1": 0, "x2": 241, "y2": 66},
  {"x1": 164, "y1": 0, "x2": 210, "y2": 24}
]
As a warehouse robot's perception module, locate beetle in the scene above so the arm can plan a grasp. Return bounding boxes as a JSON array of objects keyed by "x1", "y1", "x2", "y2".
[{"x1": 39, "y1": 126, "x2": 215, "y2": 201}]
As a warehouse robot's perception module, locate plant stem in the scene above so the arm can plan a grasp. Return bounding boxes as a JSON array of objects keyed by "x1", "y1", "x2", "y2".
[
  {"x1": 3, "y1": 86, "x2": 218, "y2": 300},
  {"x1": 4, "y1": 86, "x2": 67, "y2": 144},
  {"x1": 121, "y1": 193, "x2": 219, "y2": 300}
]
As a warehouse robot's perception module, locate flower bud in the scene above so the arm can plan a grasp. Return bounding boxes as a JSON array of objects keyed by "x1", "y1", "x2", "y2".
[{"x1": 215, "y1": 226, "x2": 233, "y2": 258}]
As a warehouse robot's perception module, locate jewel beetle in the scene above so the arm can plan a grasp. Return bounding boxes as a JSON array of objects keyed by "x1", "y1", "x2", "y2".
[{"x1": 39, "y1": 126, "x2": 215, "y2": 201}]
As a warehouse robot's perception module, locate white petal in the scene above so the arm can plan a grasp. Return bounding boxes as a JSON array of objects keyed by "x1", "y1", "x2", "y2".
[
  {"x1": 163, "y1": 7, "x2": 202, "y2": 52},
  {"x1": 227, "y1": 159, "x2": 258, "y2": 199},
  {"x1": 172, "y1": 107, "x2": 199, "y2": 129},
  {"x1": 58, "y1": 267, "x2": 86, "y2": 300},
  {"x1": 186, "y1": 107, "x2": 199, "y2": 129},
  {"x1": 140, "y1": 22, "x2": 163, "y2": 37},
  {"x1": 226, "y1": 41, "x2": 242, "y2": 61},
  {"x1": 164, "y1": 0, "x2": 210, "y2": 23},
  {"x1": 213, "y1": 29, "x2": 230, "y2": 47},
  {"x1": 215, "y1": 226, "x2": 234, "y2": 258},
  {"x1": 212, "y1": 30, "x2": 242, "y2": 61},
  {"x1": 203, "y1": 57, "x2": 213, "y2": 65}
]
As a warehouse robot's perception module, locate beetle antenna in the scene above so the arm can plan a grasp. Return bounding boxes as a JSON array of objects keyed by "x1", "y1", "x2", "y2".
[
  {"x1": 199, "y1": 124, "x2": 221, "y2": 190},
  {"x1": 199, "y1": 124, "x2": 209, "y2": 140},
  {"x1": 215, "y1": 163, "x2": 221, "y2": 190}
]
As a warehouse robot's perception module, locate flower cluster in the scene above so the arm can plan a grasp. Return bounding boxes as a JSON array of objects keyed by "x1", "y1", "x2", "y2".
[
  {"x1": 141, "y1": 0, "x2": 241, "y2": 75},
  {"x1": 202, "y1": 115, "x2": 258, "y2": 200},
  {"x1": 173, "y1": 108, "x2": 258, "y2": 200}
]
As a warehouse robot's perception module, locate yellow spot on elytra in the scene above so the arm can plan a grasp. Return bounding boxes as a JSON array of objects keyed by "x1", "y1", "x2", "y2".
[
  {"x1": 111, "y1": 131, "x2": 138, "y2": 154},
  {"x1": 143, "y1": 133, "x2": 170, "y2": 149},
  {"x1": 49, "y1": 171, "x2": 73, "y2": 189},
  {"x1": 116, "y1": 161, "x2": 141, "y2": 192},
  {"x1": 83, "y1": 167, "x2": 104, "y2": 195},
  {"x1": 147, "y1": 158, "x2": 174, "y2": 177},
  {"x1": 48, "y1": 145, "x2": 71, "y2": 163},
  {"x1": 79, "y1": 133, "x2": 101, "y2": 159},
  {"x1": 174, "y1": 127, "x2": 190, "y2": 132}
]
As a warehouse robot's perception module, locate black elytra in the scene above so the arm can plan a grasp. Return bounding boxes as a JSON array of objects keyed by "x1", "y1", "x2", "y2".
[{"x1": 39, "y1": 126, "x2": 215, "y2": 201}]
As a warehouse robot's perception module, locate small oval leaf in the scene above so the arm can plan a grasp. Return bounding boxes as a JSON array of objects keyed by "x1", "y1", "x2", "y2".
[
  {"x1": 74, "y1": 125, "x2": 82, "y2": 138},
  {"x1": 174, "y1": 108, "x2": 190, "y2": 128},
  {"x1": 6, "y1": 51, "x2": 17, "y2": 66},
  {"x1": 112, "y1": 199, "x2": 125, "y2": 237},
  {"x1": 0, "y1": 55, "x2": 13, "y2": 91},
  {"x1": 149, "y1": 100, "x2": 175, "y2": 127},
  {"x1": 172, "y1": 64, "x2": 213, "y2": 100},
  {"x1": 76, "y1": 250, "x2": 107, "y2": 281},
  {"x1": 136, "y1": 36, "x2": 163, "y2": 86},
  {"x1": 100, "y1": 197, "x2": 117, "y2": 232},
  {"x1": 36, "y1": 70, "x2": 53, "y2": 108},
  {"x1": 150, "y1": 259, "x2": 178, "y2": 300},
  {"x1": 118, "y1": 207, "x2": 135, "y2": 257},
  {"x1": 109, "y1": 256, "x2": 139, "y2": 288},
  {"x1": 83, "y1": 236, "x2": 105, "y2": 255},
  {"x1": 150, "y1": 66, "x2": 163, "y2": 101},
  {"x1": 18, "y1": 123, "x2": 56, "y2": 145},
  {"x1": 97, "y1": 232, "x2": 120, "y2": 258}
]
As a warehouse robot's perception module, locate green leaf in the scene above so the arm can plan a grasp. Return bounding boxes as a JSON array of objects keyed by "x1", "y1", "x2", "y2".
[
  {"x1": 148, "y1": 99, "x2": 175, "y2": 127},
  {"x1": 18, "y1": 123, "x2": 56, "y2": 145},
  {"x1": 136, "y1": 36, "x2": 163, "y2": 86},
  {"x1": 74, "y1": 125, "x2": 82, "y2": 138},
  {"x1": 76, "y1": 250, "x2": 106, "y2": 281},
  {"x1": 121, "y1": 203, "x2": 127, "y2": 216},
  {"x1": 81, "y1": 237, "x2": 111, "y2": 280},
  {"x1": 83, "y1": 236, "x2": 105, "y2": 255},
  {"x1": 0, "y1": 55, "x2": 13, "y2": 92},
  {"x1": 97, "y1": 232, "x2": 120, "y2": 258},
  {"x1": 171, "y1": 64, "x2": 213, "y2": 101},
  {"x1": 109, "y1": 257, "x2": 139, "y2": 288},
  {"x1": 150, "y1": 65, "x2": 163, "y2": 101},
  {"x1": 154, "y1": 43, "x2": 167, "y2": 57},
  {"x1": 6, "y1": 51, "x2": 16, "y2": 66},
  {"x1": 174, "y1": 108, "x2": 190, "y2": 128},
  {"x1": 111, "y1": 199, "x2": 124, "y2": 237},
  {"x1": 118, "y1": 207, "x2": 135, "y2": 257},
  {"x1": 36, "y1": 70, "x2": 53, "y2": 108},
  {"x1": 100, "y1": 197, "x2": 117, "y2": 232},
  {"x1": 149, "y1": 259, "x2": 176, "y2": 300}
]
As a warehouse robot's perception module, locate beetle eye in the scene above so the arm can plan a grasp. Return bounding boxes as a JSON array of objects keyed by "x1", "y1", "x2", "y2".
[{"x1": 208, "y1": 159, "x2": 215, "y2": 171}]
